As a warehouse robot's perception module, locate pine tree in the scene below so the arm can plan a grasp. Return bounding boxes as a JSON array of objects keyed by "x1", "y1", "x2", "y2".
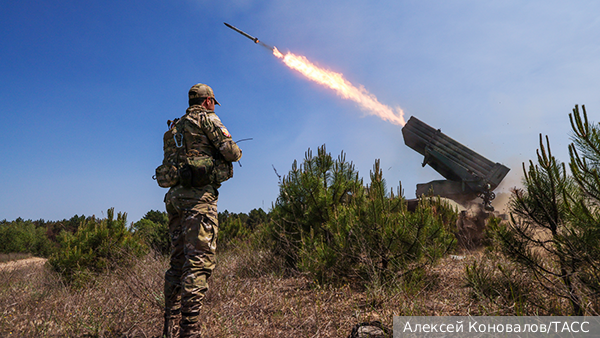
[
  {"x1": 270, "y1": 145, "x2": 456, "y2": 286},
  {"x1": 493, "y1": 105, "x2": 600, "y2": 315}
]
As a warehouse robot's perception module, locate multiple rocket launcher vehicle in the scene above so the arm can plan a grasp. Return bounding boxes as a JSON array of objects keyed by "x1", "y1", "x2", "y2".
[
  {"x1": 402, "y1": 117, "x2": 510, "y2": 211},
  {"x1": 225, "y1": 22, "x2": 511, "y2": 211}
]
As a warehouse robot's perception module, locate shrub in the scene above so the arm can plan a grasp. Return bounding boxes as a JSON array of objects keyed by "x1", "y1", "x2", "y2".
[
  {"x1": 487, "y1": 105, "x2": 600, "y2": 315},
  {"x1": 218, "y1": 211, "x2": 250, "y2": 246},
  {"x1": 218, "y1": 208, "x2": 269, "y2": 248},
  {"x1": 45, "y1": 214, "x2": 87, "y2": 243},
  {"x1": 0, "y1": 219, "x2": 54, "y2": 257},
  {"x1": 132, "y1": 210, "x2": 170, "y2": 255},
  {"x1": 269, "y1": 145, "x2": 364, "y2": 273},
  {"x1": 270, "y1": 145, "x2": 457, "y2": 286},
  {"x1": 49, "y1": 208, "x2": 147, "y2": 285}
]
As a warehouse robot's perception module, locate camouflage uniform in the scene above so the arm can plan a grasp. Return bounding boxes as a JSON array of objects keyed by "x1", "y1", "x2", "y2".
[{"x1": 163, "y1": 84, "x2": 242, "y2": 337}]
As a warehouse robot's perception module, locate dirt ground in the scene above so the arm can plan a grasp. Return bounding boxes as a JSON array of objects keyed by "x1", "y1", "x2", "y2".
[{"x1": 0, "y1": 257, "x2": 47, "y2": 272}]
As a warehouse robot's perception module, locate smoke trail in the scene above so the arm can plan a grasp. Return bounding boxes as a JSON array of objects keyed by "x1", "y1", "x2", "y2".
[{"x1": 273, "y1": 47, "x2": 406, "y2": 126}]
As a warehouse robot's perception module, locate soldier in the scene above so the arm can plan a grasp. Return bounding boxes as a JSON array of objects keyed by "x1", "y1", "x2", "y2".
[{"x1": 159, "y1": 84, "x2": 242, "y2": 337}]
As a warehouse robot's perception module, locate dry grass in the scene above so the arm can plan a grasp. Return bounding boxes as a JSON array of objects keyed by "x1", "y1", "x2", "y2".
[
  {"x1": 1, "y1": 246, "x2": 518, "y2": 337},
  {"x1": 0, "y1": 257, "x2": 45, "y2": 272},
  {"x1": 0, "y1": 254, "x2": 165, "y2": 337}
]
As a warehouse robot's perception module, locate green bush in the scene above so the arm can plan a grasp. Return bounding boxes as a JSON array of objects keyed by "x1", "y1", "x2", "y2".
[
  {"x1": 270, "y1": 145, "x2": 457, "y2": 286},
  {"x1": 269, "y1": 145, "x2": 364, "y2": 272},
  {"x1": 130, "y1": 208, "x2": 271, "y2": 255},
  {"x1": 0, "y1": 218, "x2": 54, "y2": 257},
  {"x1": 486, "y1": 105, "x2": 600, "y2": 315},
  {"x1": 45, "y1": 215, "x2": 87, "y2": 243},
  {"x1": 49, "y1": 208, "x2": 147, "y2": 285},
  {"x1": 218, "y1": 208, "x2": 269, "y2": 248},
  {"x1": 132, "y1": 210, "x2": 170, "y2": 255}
]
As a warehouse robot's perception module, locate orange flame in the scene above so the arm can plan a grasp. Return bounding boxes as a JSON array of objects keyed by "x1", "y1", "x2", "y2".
[{"x1": 273, "y1": 47, "x2": 405, "y2": 126}]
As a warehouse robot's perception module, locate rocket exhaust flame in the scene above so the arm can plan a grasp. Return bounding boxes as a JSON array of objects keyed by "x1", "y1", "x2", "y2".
[
  {"x1": 272, "y1": 47, "x2": 406, "y2": 126},
  {"x1": 223, "y1": 23, "x2": 405, "y2": 126}
]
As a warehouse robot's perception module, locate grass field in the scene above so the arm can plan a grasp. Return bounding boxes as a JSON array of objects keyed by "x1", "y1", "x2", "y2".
[{"x1": 0, "y1": 244, "x2": 574, "y2": 337}]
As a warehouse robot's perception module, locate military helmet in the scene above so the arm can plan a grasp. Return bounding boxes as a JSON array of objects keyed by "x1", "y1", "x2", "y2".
[{"x1": 189, "y1": 83, "x2": 220, "y2": 106}]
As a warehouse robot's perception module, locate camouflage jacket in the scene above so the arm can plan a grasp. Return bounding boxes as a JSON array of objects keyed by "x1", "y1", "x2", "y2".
[
  {"x1": 163, "y1": 105, "x2": 242, "y2": 190},
  {"x1": 177, "y1": 105, "x2": 241, "y2": 162}
]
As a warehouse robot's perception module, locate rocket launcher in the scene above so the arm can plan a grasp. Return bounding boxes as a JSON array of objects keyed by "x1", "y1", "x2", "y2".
[{"x1": 402, "y1": 116, "x2": 510, "y2": 211}]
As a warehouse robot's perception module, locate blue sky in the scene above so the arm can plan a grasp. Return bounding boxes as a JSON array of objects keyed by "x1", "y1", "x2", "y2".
[{"x1": 2, "y1": 0, "x2": 600, "y2": 223}]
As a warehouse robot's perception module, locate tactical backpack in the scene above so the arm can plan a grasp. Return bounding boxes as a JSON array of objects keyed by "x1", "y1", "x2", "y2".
[{"x1": 154, "y1": 117, "x2": 232, "y2": 188}]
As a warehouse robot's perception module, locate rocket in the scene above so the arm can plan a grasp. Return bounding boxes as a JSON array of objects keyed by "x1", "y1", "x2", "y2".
[{"x1": 224, "y1": 22, "x2": 260, "y2": 44}]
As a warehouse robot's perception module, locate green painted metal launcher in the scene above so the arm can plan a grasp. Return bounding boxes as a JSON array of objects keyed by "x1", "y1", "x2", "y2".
[{"x1": 402, "y1": 116, "x2": 510, "y2": 211}]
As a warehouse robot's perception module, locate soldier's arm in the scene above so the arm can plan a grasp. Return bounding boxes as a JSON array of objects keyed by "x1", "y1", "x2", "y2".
[{"x1": 200, "y1": 113, "x2": 242, "y2": 162}]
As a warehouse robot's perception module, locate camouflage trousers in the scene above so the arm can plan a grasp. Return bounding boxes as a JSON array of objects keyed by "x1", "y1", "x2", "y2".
[{"x1": 164, "y1": 185, "x2": 219, "y2": 329}]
